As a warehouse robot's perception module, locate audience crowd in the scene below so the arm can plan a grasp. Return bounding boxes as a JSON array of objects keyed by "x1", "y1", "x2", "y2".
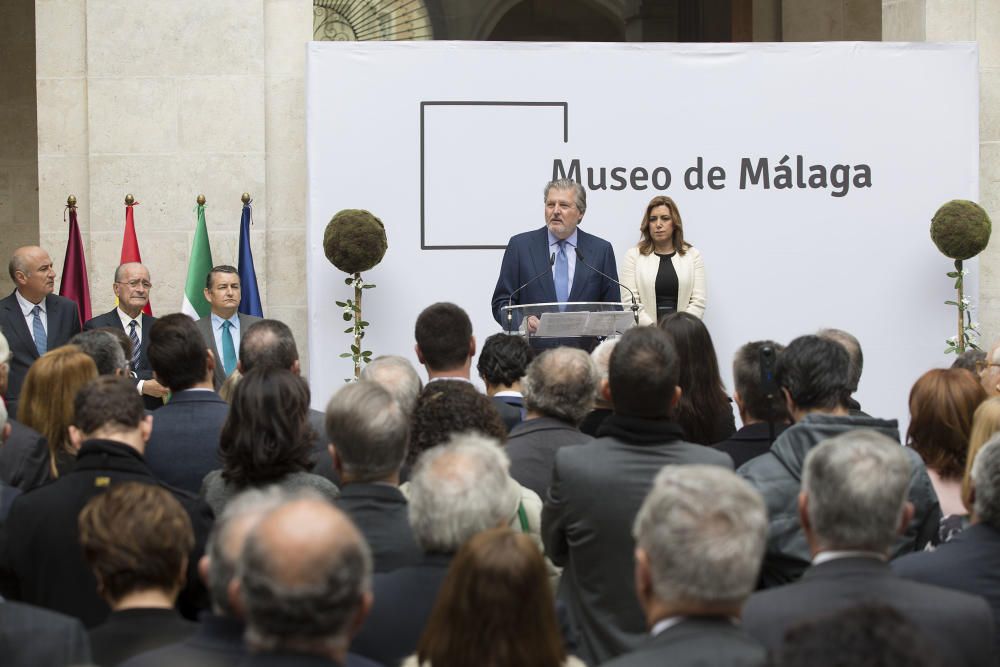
[{"x1": 3, "y1": 244, "x2": 1000, "y2": 667}]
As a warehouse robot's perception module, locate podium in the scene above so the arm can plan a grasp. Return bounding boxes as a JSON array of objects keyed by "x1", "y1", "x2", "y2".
[{"x1": 500, "y1": 301, "x2": 644, "y2": 341}]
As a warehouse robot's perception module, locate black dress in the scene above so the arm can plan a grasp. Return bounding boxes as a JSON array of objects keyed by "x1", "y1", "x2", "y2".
[{"x1": 654, "y1": 251, "x2": 679, "y2": 321}]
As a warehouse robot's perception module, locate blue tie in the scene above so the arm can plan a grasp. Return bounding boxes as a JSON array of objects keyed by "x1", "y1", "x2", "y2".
[
  {"x1": 554, "y1": 240, "x2": 569, "y2": 310},
  {"x1": 221, "y1": 320, "x2": 237, "y2": 376},
  {"x1": 31, "y1": 305, "x2": 47, "y2": 356},
  {"x1": 128, "y1": 320, "x2": 141, "y2": 371}
]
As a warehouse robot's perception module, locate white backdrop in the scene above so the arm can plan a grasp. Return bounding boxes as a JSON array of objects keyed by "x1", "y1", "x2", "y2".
[{"x1": 306, "y1": 41, "x2": 979, "y2": 432}]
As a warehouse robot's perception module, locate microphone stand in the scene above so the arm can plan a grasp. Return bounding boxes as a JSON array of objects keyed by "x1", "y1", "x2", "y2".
[
  {"x1": 506, "y1": 252, "x2": 556, "y2": 334},
  {"x1": 574, "y1": 248, "x2": 640, "y2": 326}
]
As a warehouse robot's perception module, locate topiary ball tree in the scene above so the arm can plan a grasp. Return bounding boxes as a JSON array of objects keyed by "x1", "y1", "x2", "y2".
[{"x1": 324, "y1": 209, "x2": 388, "y2": 379}]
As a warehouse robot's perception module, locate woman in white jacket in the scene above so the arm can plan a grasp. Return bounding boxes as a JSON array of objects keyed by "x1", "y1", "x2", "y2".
[{"x1": 620, "y1": 195, "x2": 706, "y2": 326}]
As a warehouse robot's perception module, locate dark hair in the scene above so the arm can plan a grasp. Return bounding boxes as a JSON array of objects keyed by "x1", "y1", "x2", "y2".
[
  {"x1": 476, "y1": 333, "x2": 534, "y2": 388},
  {"x1": 608, "y1": 327, "x2": 679, "y2": 419},
  {"x1": 637, "y1": 195, "x2": 689, "y2": 256},
  {"x1": 659, "y1": 313, "x2": 731, "y2": 444},
  {"x1": 408, "y1": 381, "x2": 507, "y2": 466},
  {"x1": 219, "y1": 368, "x2": 315, "y2": 488},
  {"x1": 206, "y1": 265, "x2": 239, "y2": 290},
  {"x1": 952, "y1": 348, "x2": 987, "y2": 374},
  {"x1": 414, "y1": 303, "x2": 473, "y2": 371},
  {"x1": 148, "y1": 313, "x2": 208, "y2": 391},
  {"x1": 74, "y1": 375, "x2": 146, "y2": 435},
  {"x1": 98, "y1": 326, "x2": 134, "y2": 366},
  {"x1": 416, "y1": 528, "x2": 566, "y2": 667},
  {"x1": 240, "y1": 319, "x2": 299, "y2": 373},
  {"x1": 907, "y1": 368, "x2": 986, "y2": 479},
  {"x1": 78, "y1": 482, "x2": 193, "y2": 604},
  {"x1": 733, "y1": 340, "x2": 790, "y2": 424},
  {"x1": 71, "y1": 330, "x2": 127, "y2": 376},
  {"x1": 776, "y1": 335, "x2": 850, "y2": 411}
]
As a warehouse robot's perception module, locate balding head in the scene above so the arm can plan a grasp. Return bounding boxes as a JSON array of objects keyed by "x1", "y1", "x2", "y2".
[
  {"x1": 359, "y1": 355, "x2": 422, "y2": 416},
  {"x1": 239, "y1": 320, "x2": 300, "y2": 374},
  {"x1": 522, "y1": 347, "x2": 598, "y2": 425},
  {"x1": 9, "y1": 246, "x2": 56, "y2": 302}
]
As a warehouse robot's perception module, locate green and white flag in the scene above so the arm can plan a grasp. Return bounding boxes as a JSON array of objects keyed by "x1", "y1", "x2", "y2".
[{"x1": 181, "y1": 203, "x2": 214, "y2": 318}]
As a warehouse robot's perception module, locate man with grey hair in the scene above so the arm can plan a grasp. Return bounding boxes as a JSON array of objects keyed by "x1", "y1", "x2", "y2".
[
  {"x1": 580, "y1": 338, "x2": 616, "y2": 436},
  {"x1": 236, "y1": 496, "x2": 380, "y2": 667},
  {"x1": 506, "y1": 347, "x2": 597, "y2": 498},
  {"x1": 359, "y1": 354, "x2": 423, "y2": 416},
  {"x1": 71, "y1": 329, "x2": 129, "y2": 376},
  {"x1": 491, "y1": 179, "x2": 618, "y2": 344},
  {"x1": 893, "y1": 434, "x2": 1000, "y2": 654},
  {"x1": 603, "y1": 465, "x2": 767, "y2": 667},
  {"x1": 979, "y1": 339, "x2": 1000, "y2": 397},
  {"x1": 817, "y1": 327, "x2": 867, "y2": 415},
  {"x1": 742, "y1": 430, "x2": 994, "y2": 666},
  {"x1": 351, "y1": 433, "x2": 514, "y2": 667},
  {"x1": 328, "y1": 380, "x2": 421, "y2": 573}
]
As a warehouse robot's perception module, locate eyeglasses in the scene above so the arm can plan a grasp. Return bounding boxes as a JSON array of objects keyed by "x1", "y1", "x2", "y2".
[
  {"x1": 116, "y1": 280, "x2": 153, "y2": 289},
  {"x1": 975, "y1": 360, "x2": 1000, "y2": 374}
]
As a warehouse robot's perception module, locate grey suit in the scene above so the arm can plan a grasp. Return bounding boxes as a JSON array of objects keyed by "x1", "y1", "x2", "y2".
[
  {"x1": 506, "y1": 416, "x2": 592, "y2": 499},
  {"x1": 195, "y1": 313, "x2": 261, "y2": 389},
  {"x1": 601, "y1": 618, "x2": 766, "y2": 667},
  {"x1": 0, "y1": 599, "x2": 92, "y2": 667}
]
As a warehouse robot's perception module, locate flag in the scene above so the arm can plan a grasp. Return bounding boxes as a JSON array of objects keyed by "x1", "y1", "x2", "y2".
[
  {"x1": 237, "y1": 198, "x2": 263, "y2": 317},
  {"x1": 59, "y1": 203, "x2": 92, "y2": 326},
  {"x1": 181, "y1": 202, "x2": 214, "y2": 318},
  {"x1": 120, "y1": 199, "x2": 153, "y2": 315}
]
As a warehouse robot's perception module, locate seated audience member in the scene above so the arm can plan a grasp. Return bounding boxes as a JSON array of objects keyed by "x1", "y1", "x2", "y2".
[
  {"x1": 741, "y1": 430, "x2": 994, "y2": 667},
  {"x1": 0, "y1": 331, "x2": 44, "y2": 492},
  {"x1": 71, "y1": 329, "x2": 130, "y2": 377},
  {"x1": 542, "y1": 327, "x2": 732, "y2": 666},
  {"x1": 506, "y1": 347, "x2": 596, "y2": 498},
  {"x1": 360, "y1": 354, "x2": 423, "y2": 416},
  {"x1": 893, "y1": 434, "x2": 1000, "y2": 655},
  {"x1": 775, "y1": 604, "x2": 944, "y2": 667},
  {"x1": 6, "y1": 345, "x2": 97, "y2": 490},
  {"x1": 817, "y1": 327, "x2": 868, "y2": 415},
  {"x1": 739, "y1": 335, "x2": 939, "y2": 587},
  {"x1": 579, "y1": 338, "x2": 616, "y2": 437},
  {"x1": 236, "y1": 495, "x2": 381, "y2": 667},
  {"x1": 328, "y1": 381, "x2": 421, "y2": 573},
  {"x1": 477, "y1": 332, "x2": 535, "y2": 431},
  {"x1": 1, "y1": 375, "x2": 212, "y2": 627},
  {"x1": 405, "y1": 527, "x2": 585, "y2": 667},
  {"x1": 906, "y1": 368, "x2": 985, "y2": 542},
  {"x1": 80, "y1": 483, "x2": 197, "y2": 666},
  {"x1": 961, "y1": 396, "x2": 1000, "y2": 513},
  {"x1": 144, "y1": 313, "x2": 229, "y2": 494},
  {"x1": 658, "y1": 312, "x2": 736, "y2": 444},
  {"x1": 602, "y1": 465, "x2": 768, "y2": 667},
  {"x1": 953, "y1": 348, "x2": 987, "y2": 376},
  {"x1": 351, "y1": 434, "x2": 515, "y2": 667},
  {"x1": 201, "y1": 369, "x2": 338, "y2": 515},
  {"x1": 979, "y1": 339, "x2": 1000, "y2": 397},
  {"x1": 119, "y1": 488, "x2": 287, "y2": 667},
  {"x1": 714, "y1": 341, "x2": 790, "y2": 468},
  {"x1": 414, "y1": 302, "x2": 476, "y2": 382}
]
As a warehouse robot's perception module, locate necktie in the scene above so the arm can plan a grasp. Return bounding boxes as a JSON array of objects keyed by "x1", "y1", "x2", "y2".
[
  {"x1": 31, "y1": 305, "x2": 47, "y2": 356},
  {"x1": 221, "y1": 320, "x2": 237, "y2": 376},
  {"x1": 128, "y1": 320, "x2": 141, "y2": 371},
  {"x1": 554, "y1": 240, "x2": 569, "y2": 310}
]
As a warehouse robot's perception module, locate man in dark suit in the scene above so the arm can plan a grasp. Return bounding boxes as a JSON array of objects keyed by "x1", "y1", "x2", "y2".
[
  {"x1": 506, "y1": 347, "x2": 595, "y2": 499},
  {"x1": 0, "y1": 245, "x2": 81, "y2": 418},
  {"x1": 0, "y1": 599, "x2": 92, "y2": 667},
  {"x1": 491, "y1": 179, "x2": 618, "y2": 347},
  {"x1": 0, "y1": 329, "x2": 44, "y2": 492},
  {"x1": 603, "y1": 466, "x2": 767, "y2": 667},
  {"x1": 350, "y1": 436, "x2": 514, "y2": 667},
  {"x1": 713, "y1": 340, "x2": 790, "y2": 468},
  {"x1": 328, "y1": 381, "x2": 421, "y2": 573},
  {"x1": 542, "y1": 327, "x2": 734, "y2": 666},
  {"x1": 196, "y1": 265, "x2": 261, "y2": 389},
  {"x1": 84, "y1": 262, "x2": 168, "y2": 410},
  {"x1": 893, "y1": 433, "x2": 1000, "y2": 655},
  {"x1": 414, "y1": 301, "x2": 476, "y2": 383},
  {"x1": 144, "y1": 313, "x2": 229, "y2": 494},
  {"x1": 0, "y1": 375, "x2": 212, "y2": 628},
  {"x1": 741, "y1": 430, "x2": 994, "y2": 667}
]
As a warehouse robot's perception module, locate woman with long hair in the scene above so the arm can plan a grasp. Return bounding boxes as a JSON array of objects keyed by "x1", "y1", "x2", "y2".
[{"x1": 961, "y1": 396, "x2": 1000, "y2": 515}]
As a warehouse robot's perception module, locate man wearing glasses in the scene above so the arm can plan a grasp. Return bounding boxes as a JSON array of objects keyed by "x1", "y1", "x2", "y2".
[
  {"x1": 978, "y1": 346, "x2": 1000, "y2": 397},
  {"x1": 84, "y1": 262, "x2": 168, "y2": 409}
]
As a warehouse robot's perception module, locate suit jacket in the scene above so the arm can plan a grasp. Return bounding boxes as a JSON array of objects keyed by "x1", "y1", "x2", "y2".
[
  {"x1": 491, "y1": 227, "x2": 619, "y2": 327},
  {"x1": 0, "y1": 291, "x2": 81, "y2": 418},
  {"x1": 506, "y1": 416, "x2": 592, "y2": 499},
  {"x1": 239, "y1": 651, "x2": 383, "y2": 667},
  {"x1": 742, "y1": 556, "x2": 995, "y2": 667},
  {"x1": 119, "y1": 613, "x2": 245, "y2": 667},
  {"x1": 0, "y1": 599, "x2": 92, "y2": 667},
  {"x1": 492, "y1": 395, "x2": 524, "y2": 432},
  {"x1": 892, "y1": 522, "x2": 1000, "y2": 656},
  {"x1": 89, "y1": 607, "x2": 197, "y2": 667},
  {"x1": 713, "y1": 422, "x2": 789, "y2": 469},
  {"x1": 144, "y1": 389, "x2": 229, "y2": 494},
  {"x1": 619, "y1": 245, "x2": 706, "y2": 326},
  {"x1": 0, "y1": 419, "x2": 46, "y2": 491},
  {"x1": 196, "y1": 313, "x2": 262, "y2": 389},
  {"x1": 84, "y1": 308, "x2": 162, "y2": 411},
  {"x1": 350, "y1": 552, "x2": 452, "y2": 667},
  {"x1": 336, "y1": 483, "x2": 422, "y2": 573},
  {"x1": 601, "y1": 618, "x2": 766, "y2": 667},
  {"x1": 541, "y1": 415, "x2": 733, "y2": 665},
  {"x1": 308, "y1": 408, "x2": 341, "y2": 486},
  {"x1": 0, "y1": 439, "x2": 213, "y2": 628}
]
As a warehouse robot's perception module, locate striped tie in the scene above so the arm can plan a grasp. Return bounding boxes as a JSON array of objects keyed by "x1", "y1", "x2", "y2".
[{"x1": 128, "y1": 320, "x2": 141, "y2": 371}]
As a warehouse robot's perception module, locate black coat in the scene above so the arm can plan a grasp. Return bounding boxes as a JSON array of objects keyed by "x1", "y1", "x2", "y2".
[
  {"x1": 0, "y1": 599, "x2": 92, "y2": 667},
  {"x1": 336, "y1": 483, "x2": 421, "y2": 573},
  {"x1": 601, "y1": 617, "x2": 766, "y2": 667},
  {"x1": 89, "y1": 608, "x2": 196, "y2": 667},
  {"x1": 712, "y1": 422, "x2": 788, "y2": 469},
  {"x1": 144, "y1": 389, "x2": 229, "y2": 494}
]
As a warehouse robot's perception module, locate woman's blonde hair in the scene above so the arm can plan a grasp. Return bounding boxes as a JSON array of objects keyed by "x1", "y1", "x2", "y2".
[{"x1": 962, "y1": 396, "x2": 1000, "y2": 512}]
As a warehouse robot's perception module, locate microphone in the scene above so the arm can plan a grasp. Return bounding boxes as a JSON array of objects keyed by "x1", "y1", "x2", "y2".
[
  {"x1": 574, "y1": 247, "x2": 641, "y2": 326},
  {"x1": 507, "y1": 253, "x2": 556, "y2": 333}
]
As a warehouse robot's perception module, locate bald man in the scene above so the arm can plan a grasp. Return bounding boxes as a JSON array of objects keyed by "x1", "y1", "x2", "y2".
[{"x1": 0, "y1": 246, "x2": 81, "y2": 418}]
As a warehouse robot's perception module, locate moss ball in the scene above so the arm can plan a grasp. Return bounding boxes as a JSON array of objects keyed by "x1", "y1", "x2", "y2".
[
  {"x1": 930, "y1": 200, "x2": 992, "y2": 260},
  {"x1": 323, "y1": 209, "x2": 388, "y2": 274}
]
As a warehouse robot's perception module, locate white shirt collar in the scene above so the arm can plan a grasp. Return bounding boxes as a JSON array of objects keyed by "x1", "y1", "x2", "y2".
[
  {"x1": 116, "y1": 307, "x2": 142, "y2": 329},
  {"x1": 650, "y1": 616, "x2": 686, "y2": 637},
  {"x1": 812, "y1": 550, "x2": 887, "y2": 565},
  {"x1": 547, "y1": 228, "x2": 579, "y2": 249},
  {"x1": 15, "y1": 290, "x2": 43, "y2": 316}
]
